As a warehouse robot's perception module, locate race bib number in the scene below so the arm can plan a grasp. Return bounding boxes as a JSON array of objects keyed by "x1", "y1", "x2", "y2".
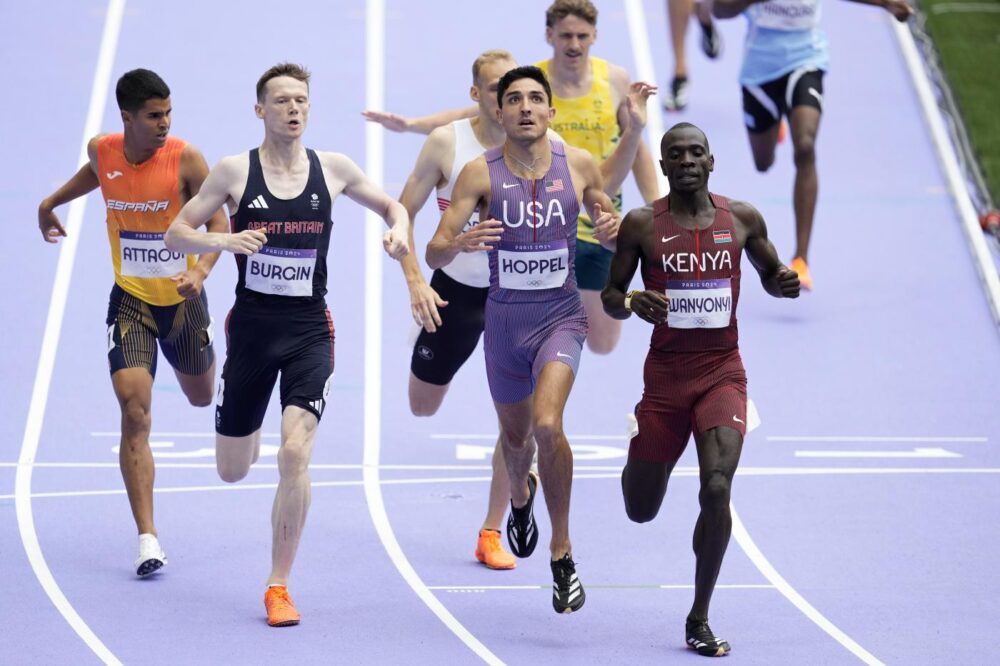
[
  {"x1": 498, "y1": 239, "x2": 569, "y2": 290},
  {"x1": 119, "y1": 231, "x2": 187, "y2": 277},
  {"x1": 748, "y1": 0, "x2": 820, "y2": 31},
  {"x1": 666, "y1": 278, "x2": 733, "y2": 329},
  {"x1": 246, "y1": 247, "x2": 316, "y2": 297}
]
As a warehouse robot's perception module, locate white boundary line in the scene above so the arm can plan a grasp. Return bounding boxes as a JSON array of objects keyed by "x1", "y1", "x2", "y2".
[
  {"x1": 7, "y1": 461, "x2": 999, "y2": 474},
  {"x1": 362, "y1": 3, "x2": 502, "y2": 664},
  {"x1": 889, "y1": 18, "x2": 1000, "y2": 330},
  {"x1": 14, "y1": 2, "x2": 126, "y2": 664},
  {"x1": 429, "y1": 583, "x2": 776, "y2": 591},
  {"x1": 730, "y1": 503, "x2": 884, "y2": 665},
  {"x1": 623, "y1": 0, "x2": 669, "y2": 195},
  {"x1": 768, "y1": 435, "x2": 987, "y2": 443},
  {"x1": 7, "y1": 466, "x2": 998, "y2": 502}
]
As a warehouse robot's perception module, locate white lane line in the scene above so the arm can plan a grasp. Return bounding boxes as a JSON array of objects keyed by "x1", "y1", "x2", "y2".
[
  {"x1": 432, "y1": 433, "x2": 623, "y2": 440},
  {"x1": 769, "y1": 436, "x2": 987, "y2": 443},
  {"x1": 427, "y1": 584, "x2": 775, "y2": 591},
  {"x1": 623, "y1": 0, "x2": 669, "y2": 194},
  {"x1": 7, "y1": 467, "x2": 999, "y2": 502},
  {"x1": 6, "y1": 462, "x2": 1000, "y2": 475},
  {"x1": 90, "y1": 431, "x2": 282, "y2": 438},
  {"x1": 15, "y1": 2, "x2": 126, "y2": 665},
  {"x1": 730, "y1": 503, "x2": 884, "y2": 665},
  {"x1": 890, "y1": 18, "x2": 1000, "y2": 329},
  {"x1": 794, "y1": 448, "x2": 962, "y2": 459},
  {"x1": 361, "y1": 3, "x2": 502, "y2": 664}
]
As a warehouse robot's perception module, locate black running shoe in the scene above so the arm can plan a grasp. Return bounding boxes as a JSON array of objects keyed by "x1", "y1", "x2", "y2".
[
  {"x1": 699, "y1": 18, "x2": 723, "y2": 59},
  {"x1": 663, "y1": 76, "x2": 689, "y2": 112},
  {"x1": 551, "y1": 554, "x2": 585, "y2": 614},
  {"x1": 506, "y1": 471, "x2": 539, "y2": 558},
  {"x1": 686, "y1": 619, "x2": 731, "y2": 657}
]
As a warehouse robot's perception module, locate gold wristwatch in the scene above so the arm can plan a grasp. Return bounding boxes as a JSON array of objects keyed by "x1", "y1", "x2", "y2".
[{"x1": 624, "y1": 290, "x2": 642, "y2": 313}]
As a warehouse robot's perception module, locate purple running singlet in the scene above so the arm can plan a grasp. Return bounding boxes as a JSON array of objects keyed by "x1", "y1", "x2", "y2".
[{"x1": 482, "y1": 140, "x2": 588, "y2": 404}]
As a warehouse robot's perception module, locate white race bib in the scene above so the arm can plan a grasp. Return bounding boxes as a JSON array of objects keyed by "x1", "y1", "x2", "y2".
[
  {"x1": 119, "y1": 231, "x2": 187, "y2": 277},
  {"x1": 748, "y1": 0, "x2": 820, "y2": 31},
  {"x1": 498, "y1": 239, "x2": 569, "y2": 290},
  {"x1": 246, "y1": 246, "x2": 317, "y2": 297},
  {"x1": 666, "y1": 278, "x2": 733, "y2": 328}
]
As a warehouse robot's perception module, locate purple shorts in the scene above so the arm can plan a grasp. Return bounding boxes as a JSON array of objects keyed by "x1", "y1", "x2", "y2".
[{"x1": 483, "y1": 294, "x2": 588, "y2": 404}]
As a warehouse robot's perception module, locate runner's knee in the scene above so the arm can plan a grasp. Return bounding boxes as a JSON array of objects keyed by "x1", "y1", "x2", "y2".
[
  {"x1": 277, "y1": 438, "x2": 311, "y2": 478},
  {"x1": 532, "y1": 413, "x2": 564, "y2": 446},
  {"x1": 793, "y1": 136, "x2": 816, "y2": 167},
  {"x1": 121, "y1": 398, "x2": 151, "y2": 438},
  {"x1": 699, "y1": 470, "x2": 732, "y2": 510}
]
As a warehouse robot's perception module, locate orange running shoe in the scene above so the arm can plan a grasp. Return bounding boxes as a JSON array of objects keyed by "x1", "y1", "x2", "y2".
[
  {"x1": 475, "y1": 529, "x2": 516, "y2": 570},
  {"x1": 790, "y1": 256, "x2": 813, "y2": 291},
  {"x1": 264, "y1": 586, "x2": 301, "y2": 627}
]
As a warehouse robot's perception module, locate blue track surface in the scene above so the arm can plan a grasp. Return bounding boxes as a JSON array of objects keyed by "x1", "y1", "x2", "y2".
[{"x1": 2, "y1": 1, "x2": 997, "y2": 664}]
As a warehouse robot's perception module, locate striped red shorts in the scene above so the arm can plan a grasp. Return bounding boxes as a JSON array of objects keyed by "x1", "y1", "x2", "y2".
[{"x1": 629, "y1": 346, "x2": 747, "y2": 464}]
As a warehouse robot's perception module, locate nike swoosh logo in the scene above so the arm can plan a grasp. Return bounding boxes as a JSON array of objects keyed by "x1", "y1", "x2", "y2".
[
  {"x1": 662, "y1": 234, "x2": 680, "y2": 243},
  {"x1": 107, "y1": 171, "x2": 123, "y2": 180},
  {"x1": 733, "y1": 415, "x2": 744, "y2": 424},
  {"x1": 502, "y1": 183, "x2": 518, "y2": 189},
  {"x1": 556, "y1": 352, "x2": 573, "y2": 359}
]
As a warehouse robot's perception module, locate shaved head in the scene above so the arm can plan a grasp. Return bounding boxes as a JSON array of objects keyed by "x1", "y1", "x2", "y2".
[{"x1": 661, "y1": 122, "x2": 709, "y2": 155}]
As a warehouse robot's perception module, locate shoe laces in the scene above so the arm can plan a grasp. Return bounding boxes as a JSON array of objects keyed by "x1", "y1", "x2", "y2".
[
  {"x1": 268, "y1": 587, "x2": 292, "y2": 609},
  {"x1": 551, "y1": 555, "x2": 577, "y2": 586},
  {"x1": 687, "y1": 620, "x2": 720, "y2": 643},
  {"x1": 480, "y1": 530, "x2": 502, "y2": 551}
]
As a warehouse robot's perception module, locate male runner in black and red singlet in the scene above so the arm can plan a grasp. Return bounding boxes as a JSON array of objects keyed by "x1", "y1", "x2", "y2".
[
  {"x1": 166, "y1": 63, "x2": 409, "y2": 627},
  {"x1": 603, "y1": 123, "x2": 799, "y2": 656}
]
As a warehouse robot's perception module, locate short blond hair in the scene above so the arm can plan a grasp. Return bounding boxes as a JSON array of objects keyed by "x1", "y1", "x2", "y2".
[
  {"x1": 472, "y1": 49, "x2": 516, "y2": 86},
  {"x1": 545, "y1": 0, "x2": 598, "y2": 27},
  {"x1": 256, "y1": 63, "x2": 311, "y2": 102}
]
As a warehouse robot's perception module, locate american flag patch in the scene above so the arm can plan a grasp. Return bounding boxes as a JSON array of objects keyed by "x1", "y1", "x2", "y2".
[
  {"x1": 545, "y1": 178, "x2": 564, "y2": 193},
  {"x1": 713, "y1": 230, "x2": 732, "y2": 244}
]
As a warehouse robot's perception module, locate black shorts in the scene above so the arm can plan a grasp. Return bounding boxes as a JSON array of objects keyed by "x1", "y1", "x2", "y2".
[
  {"x1": 105, "y1": 283, "x2": 214, "y2": 377},
  {"x1": 575, "y1": 239, "x2": 614, "y2": 291},
  {"x1": 742, "y1": 67, "x2": 825, "y2": 134},
  {"x1": 411, "y1": 269, "x2": 488, "y2": 386},
  {"x1": 215, "y1": 302, "x2": 335, "y2": 437}
]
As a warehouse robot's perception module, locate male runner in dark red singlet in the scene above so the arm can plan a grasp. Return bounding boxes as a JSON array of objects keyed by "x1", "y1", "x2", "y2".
[{"x1": 603, "y1": 122, "x2": 799, "y2": 657}]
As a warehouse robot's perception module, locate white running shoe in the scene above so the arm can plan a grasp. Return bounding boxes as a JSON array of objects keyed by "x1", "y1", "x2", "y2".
[{"x1": 135, "y1": 533, "x2": 167, "y2": 577}]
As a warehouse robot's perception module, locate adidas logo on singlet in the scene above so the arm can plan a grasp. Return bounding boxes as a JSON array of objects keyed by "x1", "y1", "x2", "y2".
[{"x1": 247, "y1": 195, "x2": 269, "y2": 209}]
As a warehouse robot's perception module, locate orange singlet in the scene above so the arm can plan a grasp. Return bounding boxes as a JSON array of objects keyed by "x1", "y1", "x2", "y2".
[{"x1": 96, "y1": 133, "x2": 193, "y2": 306}]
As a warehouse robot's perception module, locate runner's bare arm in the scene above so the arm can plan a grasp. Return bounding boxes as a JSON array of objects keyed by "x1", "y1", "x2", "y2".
[
  {"x1": 166, "y1": 156, "x2": 266, "y2": 256},
  {"x1": 732, "y1": 200, "x2": 800, "y2": 299},
  {"x1": 601, "y1": 207, "x2": 667, "y2": 323},
  {"x1": 362, "y1": 106, "x2": 477, "y2": 135},
  {"x1": 397, "y1": 127, "x2": 453, "y2": 329},
  {"x1": 572, "y1": 147, "x2": 621, "y2": 251},
  {"x1": 426, "y1": 158, "x2": 499, "y2": 269},
  {"x1": 329, "y1": 153, "x2": 410, "y2": 260},
  {"x1": 607, "y1": 68, "x2": 659, "y2": 203},
  {"x1": 37, "y1": 137, "x2": 102, "y2": 243},
  {"x1": 170, "y1": 145, "x2": 229, "y2": 298}
]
